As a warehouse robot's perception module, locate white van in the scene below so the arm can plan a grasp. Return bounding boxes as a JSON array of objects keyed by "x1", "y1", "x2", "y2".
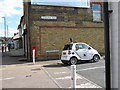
[{"x1": 61, "y1": 42, "x2": 101, "y2": 65}]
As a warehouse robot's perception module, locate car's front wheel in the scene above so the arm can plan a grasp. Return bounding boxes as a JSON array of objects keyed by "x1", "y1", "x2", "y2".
[
  {"x1": 93, "y1": 55, "x2": 100, "y2": 62},
  {"x1": 70, "y1": 57, "x2": 78, "y2": 65}
]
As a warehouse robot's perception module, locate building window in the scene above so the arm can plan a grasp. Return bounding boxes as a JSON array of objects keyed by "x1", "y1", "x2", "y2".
[{"x1": 92, "y1": 4, "x2": 101, "y2": 21}]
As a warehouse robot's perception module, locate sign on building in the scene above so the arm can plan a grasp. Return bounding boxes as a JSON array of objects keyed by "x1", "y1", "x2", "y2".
[{"x1": 41, "y1": 16, "x2": 57, "y2": 19}]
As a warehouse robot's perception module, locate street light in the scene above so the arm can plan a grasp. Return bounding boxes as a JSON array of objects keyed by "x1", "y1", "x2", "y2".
[{"x1": 2, "y1": 17, "x2": 6, "y2": 52}]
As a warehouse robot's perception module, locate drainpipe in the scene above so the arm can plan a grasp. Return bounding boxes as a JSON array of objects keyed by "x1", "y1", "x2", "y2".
[
  {"x1": 25, "y1": 0, "x2": 31, "y2": 61},
  {"x1": 103, "y1": 2, "x2": 111, "y2": 90},
  {"x1": 28, "y1": 1, "x2": 32, "y2": 61}
]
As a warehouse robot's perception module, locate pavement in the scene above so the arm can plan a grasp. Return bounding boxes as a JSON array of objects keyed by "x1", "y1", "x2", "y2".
[{"x1": 0, "y1": 52, "x2": 104, "y2": 89}]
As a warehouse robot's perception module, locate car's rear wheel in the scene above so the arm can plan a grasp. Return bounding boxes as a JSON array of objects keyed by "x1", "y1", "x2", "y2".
[
  {"x1": 70, "y1": 57, "x2": 78, "y2": 65},
  {"x1": 93, "y1": 55, "x2": 100, "y2": 62},
  {"x1": 61, "y1": 60, "x2": 69, "y2": 65}
]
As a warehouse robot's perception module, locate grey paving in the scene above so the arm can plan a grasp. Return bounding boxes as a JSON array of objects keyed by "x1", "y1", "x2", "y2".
[{"x1": 1, "y1": 52, "x2": 103, "y2": 89}]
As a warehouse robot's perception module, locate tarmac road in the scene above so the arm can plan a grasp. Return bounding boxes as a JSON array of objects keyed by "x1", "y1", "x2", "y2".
[{"x1": 67, "y1": 59, "x2": 105, "y2": 88}]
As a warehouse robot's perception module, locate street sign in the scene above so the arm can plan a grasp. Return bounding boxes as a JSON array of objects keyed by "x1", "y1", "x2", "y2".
[{"x1": 46, "y1": 50, "x2": 59, "y2": 53}]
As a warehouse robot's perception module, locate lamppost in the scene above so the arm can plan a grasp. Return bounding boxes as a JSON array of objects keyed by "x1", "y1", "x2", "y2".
[
  {"x1": 7, "y1": 25, "x2": 8, "y2": 38},
  {"x1": 2, "y1": 17, "x2": 6, "y2": 52}
]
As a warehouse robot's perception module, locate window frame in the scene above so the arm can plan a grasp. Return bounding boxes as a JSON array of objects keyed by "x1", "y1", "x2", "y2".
[{"x1": 92, "y1": 3, "x2": 102, "y2": 22}]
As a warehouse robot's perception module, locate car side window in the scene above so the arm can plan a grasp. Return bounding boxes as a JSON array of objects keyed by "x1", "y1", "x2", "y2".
[
  {"x1": 75, "y1": 44, "x2": 83, "y2": 50},
  {"x1": 82, "y1": 44, "x2": 89, "y2": 49}
]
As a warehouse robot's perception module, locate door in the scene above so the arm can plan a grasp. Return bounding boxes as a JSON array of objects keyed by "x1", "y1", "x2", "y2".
[{"x1": 75, "y1": 43, "x2": 93, "y2": 60}]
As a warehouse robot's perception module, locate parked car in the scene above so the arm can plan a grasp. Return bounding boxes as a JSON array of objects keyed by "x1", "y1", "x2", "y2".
[{"x1": 61, "y1": 42, "x2": 101, "y2": 65}]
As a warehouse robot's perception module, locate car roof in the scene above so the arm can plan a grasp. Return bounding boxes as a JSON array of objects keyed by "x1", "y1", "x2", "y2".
[
  {"x1": 65, "y1": 42, "x2": 88, "y2": 45},
  {"x1": 69, "y1": 42, "x2": 87, "y2": 44}
]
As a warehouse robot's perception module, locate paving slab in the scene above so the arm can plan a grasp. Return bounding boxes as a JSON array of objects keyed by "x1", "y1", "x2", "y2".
[{"x1": 2, "y1": 65, "x2": 59, "y2": 88}]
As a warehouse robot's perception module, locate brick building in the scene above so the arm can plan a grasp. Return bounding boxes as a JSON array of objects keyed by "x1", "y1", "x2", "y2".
[{"x1": 23, "y1": 1, "x2": 104, "y2": 60}]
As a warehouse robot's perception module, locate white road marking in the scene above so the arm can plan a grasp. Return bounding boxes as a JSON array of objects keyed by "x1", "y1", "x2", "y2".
[
  {"x1": 76, "y1": 83, "x2": 101, "y2": 88},
  {"x1": 0, "y1": 77, "x2": 15, "y2": 81},
  {"x1": 76, "y1": 66, "x2": 105, "y2": 72},
  {"x1": 69, "y1": 83, "x2": 101, "y2": 88},
  {"x1": 56, "y1": 76, "x2": 71, "y2": 80},
  {"x1": 54, "y1": 72, "x2": 68, "y2": 74},
  {"x1": 76, "y1": 75, "x2": 83, "y2": 79},
  {"x1": 56, "y1": 75, "x2": 82, "y2": 80}
]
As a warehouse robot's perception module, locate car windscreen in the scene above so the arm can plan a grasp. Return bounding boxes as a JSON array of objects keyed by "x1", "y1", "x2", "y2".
[{"x1": 63, "y1": 44, "x2": 73, "y2": 50}]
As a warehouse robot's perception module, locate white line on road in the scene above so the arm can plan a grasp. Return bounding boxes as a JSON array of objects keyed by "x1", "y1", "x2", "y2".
[
  {"x1": 69, "y1": 83, "x2": 101, "y2": 88},
  {"x1": 56, "y1": 75, "x2": 83, "y2": 80},
  {"x1": 0, "y1": 77, "x2": 15, "y2": 81},
  {"x1": 76, "y1": 83, "x2": 101, "y2": 88},
  {"x1": 76, "y1": 66, "x2": 105, "y2": 72},
  {"x1": 56, "y1": 76, "x2": 71, "y2": 80},
  {"x1": 54, "y1": 72, "x2": 68, "y2": 74}
]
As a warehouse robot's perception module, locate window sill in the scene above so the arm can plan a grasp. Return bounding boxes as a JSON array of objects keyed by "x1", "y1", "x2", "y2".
[{"x1": 93, "y1": 21, "x2": 103, "y2": 23}]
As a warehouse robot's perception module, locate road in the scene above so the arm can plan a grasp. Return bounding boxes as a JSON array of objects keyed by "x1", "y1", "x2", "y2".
[
  {"x1": 67, "y1": 59, "x2": 105, "y2": 88},
  {"x1": 1, "y1": 52, "x2": 105, "y2": 88}
]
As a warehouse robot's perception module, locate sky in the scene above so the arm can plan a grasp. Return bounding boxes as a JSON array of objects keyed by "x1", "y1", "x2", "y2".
[
  {"x1": 0, "y1": 0, "x2": 90, "y2": 38},
  {"x1": 0, "y1": 0, "x2": 23, "y2": 37}
]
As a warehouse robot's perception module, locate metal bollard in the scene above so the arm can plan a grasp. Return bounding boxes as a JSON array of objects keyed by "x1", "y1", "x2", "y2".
[
  {"x1": 33, "y1": 49, "x2": 35, "y2": 64},
  {"x1": 71, "y1": 65, "x2": 76, "y2": 89}
]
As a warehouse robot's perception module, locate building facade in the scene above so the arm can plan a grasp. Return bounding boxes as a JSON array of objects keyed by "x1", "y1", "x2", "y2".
[{"x1": 23, "y1": 1, "x2": 105, "y2": 60}]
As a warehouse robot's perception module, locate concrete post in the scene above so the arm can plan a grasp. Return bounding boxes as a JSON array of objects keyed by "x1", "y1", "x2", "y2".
[{"x1": 71, "y1": 65, "x2": 76, "y2": 89}]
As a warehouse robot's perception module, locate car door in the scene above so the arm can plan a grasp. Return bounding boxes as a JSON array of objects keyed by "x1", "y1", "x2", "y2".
[
  {"x1": 75, "y1": 44, "x2": 86, "y2": 60},
  {"x1": 75, "y1": 43, "x2": 93, "y2": 60},
  {"x1": 81, "y1": 44, "x2": 93, "y2": 60}
]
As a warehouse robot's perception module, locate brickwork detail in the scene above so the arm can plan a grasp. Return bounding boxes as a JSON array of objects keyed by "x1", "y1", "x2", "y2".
[{"x1": 28, "y1": 5, "x2": 104, "y2": 60}]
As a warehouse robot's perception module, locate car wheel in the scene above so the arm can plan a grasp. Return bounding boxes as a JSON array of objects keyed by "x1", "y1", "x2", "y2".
[
  {"x1": 70, "y1": 57, "x2": 78, "y2": 65},
  {"x1": 61, "y1": 60, "x2": 69, "y2": 65},
  {"x1": 93, "y1": 55, "x2": 100, "y2": 62}
]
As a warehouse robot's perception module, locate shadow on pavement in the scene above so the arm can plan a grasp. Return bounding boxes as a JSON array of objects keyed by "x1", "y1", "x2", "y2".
[
  {"x1": 43, "y1": 63, "x2": 69, "y2": 68},
  {"x1": 2, "y1": 52, "x2": 28, "y2": 65},
  {"x1": 42, "y1": 60, "x2": 99, "y2": 68},
  {"x1": 1, "y1": 52, "x2": 62, "y2": 66}
]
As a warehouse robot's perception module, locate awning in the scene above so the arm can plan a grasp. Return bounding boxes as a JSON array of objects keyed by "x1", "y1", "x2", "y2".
[{"x1": 12, "y1": 34, "x2": 21, "y2": 40}]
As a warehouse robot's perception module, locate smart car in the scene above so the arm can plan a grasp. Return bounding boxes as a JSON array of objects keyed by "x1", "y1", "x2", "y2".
[{"x1": 61, "y1": 42, "x2": 101, "y2": 65}]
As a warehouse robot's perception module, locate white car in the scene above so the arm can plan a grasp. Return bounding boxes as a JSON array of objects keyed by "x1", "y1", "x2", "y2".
[{"x1": 61, "y1": 42, "x2": 101, "y2": 65}]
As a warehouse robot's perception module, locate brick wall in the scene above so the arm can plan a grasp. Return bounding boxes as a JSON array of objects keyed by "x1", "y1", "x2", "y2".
[{"x1": 28, "y1": 5, "x2": 104, "y2": 60}]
